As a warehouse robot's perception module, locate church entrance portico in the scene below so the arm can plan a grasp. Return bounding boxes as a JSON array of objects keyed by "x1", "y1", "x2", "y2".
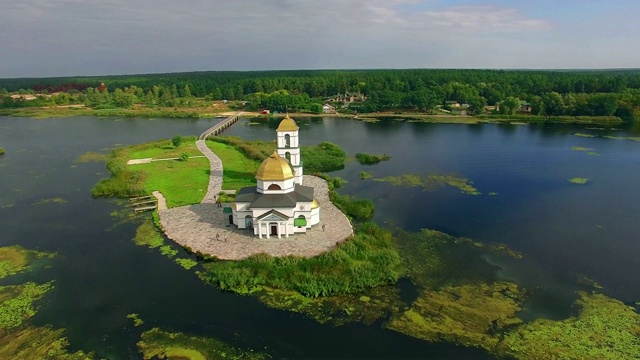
[{"x1": 256, "y1": 210, "x2": 290, "y2": 239}]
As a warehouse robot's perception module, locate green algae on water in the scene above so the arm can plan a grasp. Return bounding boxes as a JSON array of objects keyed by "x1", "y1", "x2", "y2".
[
  {"x1": 31, "y1": 198, "x2": 67, "y2": 206},
  {"x1": 569, "y1": 177, "x2": 589, "y2": 184},
  {"x1": 257, "y1": 285, "x2": 404, "y2": 326},
  {"x1": 133, "y1": 219, "x2": 164, "y2": 249},
  {"x1": 0, "y1": 245, "x2": 55, "y2": 280},
  {"x1": 603, "y1": 135, "x2": 640, "y2": 141},
  {"x1": 500, "y1": 292, "x2": 640, "y2": 360},
  {"x1": 574, "y1": 133, "x2": 596, "y2": 138},
  {"x1": 0, "y1": 325, "x2": 95, "y2": 360},
  {"x1": 127, "y1": 313, "x2": 144, "y2": 327},
  {"x1": 359, "y1": 171, "x2": 373, "y2": 179},
  {"x1": 387, "y1": 282, "x2": 525, "y2": 352},
  {"x1": 138, "y1": 327, "x2": 270, "y2": 360},
  {"x1": 571, "y1": 146, "x2": 593, "y2": 151},
  {"x1": 175, "y1": 258, "x2": 198, "y2": 270},
  {"x1": 375, "y1": 174, "x2": 480, "y2": 195},
  {"x1": 571, "y1": 146, "x2": 600, "y2": 156},
  {"x1": 75, "y1": 151, "x2": 106, "y2": 163},
  {"x1": 0, "y1": 282, "x2": 53, "y2": 330},
  {"x1": 159, "y1": 245, "x2": 178, "y2": 258},
  {"x1": 0, "y1": 247, "x2": 93, "y2": 359}
]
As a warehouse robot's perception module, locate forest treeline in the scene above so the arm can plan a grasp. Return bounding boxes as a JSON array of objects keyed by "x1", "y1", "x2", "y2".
[{"x1": 1, "y1": 69, "x2": 640, "y2": 120}]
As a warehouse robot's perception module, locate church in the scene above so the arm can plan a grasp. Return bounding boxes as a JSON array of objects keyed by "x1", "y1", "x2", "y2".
[{"x1": 231, "y1": 115, "x2": 320, "y2": 238}]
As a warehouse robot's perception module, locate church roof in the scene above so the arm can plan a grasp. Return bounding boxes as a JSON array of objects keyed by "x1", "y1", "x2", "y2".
[
  {"x1": 255, "y1": 151, "x2": 294, "y2": 181},
  {"x1": 276, "y1": 115, "x2": 299, "y2": 132},
  {"x1": 235, "y1": 185, "x2": 314, "y2": 209},
  {"x1": 311, "y1": 199, "x2": 320, "y2": 209}
]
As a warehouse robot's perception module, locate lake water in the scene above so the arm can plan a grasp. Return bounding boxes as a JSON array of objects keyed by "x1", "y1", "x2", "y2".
[{"x1": 0, "y1": 116, "x2": 639, "y2": 358}]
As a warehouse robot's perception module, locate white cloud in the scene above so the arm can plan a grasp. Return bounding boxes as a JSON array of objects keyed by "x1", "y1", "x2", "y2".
[
  {"x1": 417, "y1": 5, "x2": 551, "y2": 32},
  {"x1": 0, "y1": 1, "x2": 636, "y2": 77}
]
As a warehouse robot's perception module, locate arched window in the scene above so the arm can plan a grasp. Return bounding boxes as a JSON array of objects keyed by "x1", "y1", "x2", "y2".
[
  {"x1": 284, "y1": 134, "x2": 291, "y2": 147},
  {"x1": 245, "y1": 215, "x2": 253, "y2": 228},
  {"x1": 268, "y1": 184, "x2": 281, "y2": 190},
  {"x1": 285, "y1": 152, "x2": 291, "y2": 161},
  {"x1": 294, "y1": 215, "x2": 307, "y2": 228}
]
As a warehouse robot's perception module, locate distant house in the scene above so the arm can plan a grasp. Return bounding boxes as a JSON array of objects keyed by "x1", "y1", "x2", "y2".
[
  {"x1": 10, "y1": 94, "x2": 38, "y2": 101},
  {"x1": 322, "y1": 103, "x2": 335, "y2": 114},
  {"x1": 495, "y1": 100, "x2": 533, "y2": 113},
  {"x1": 444, "y1": 100, "x2": 460, "y2": 108},
  {"x1": 518, "y1": 101, "x2": 533, "y2": 113},
  {"x1": 326, "y1": 92, "x2": 367, "y2": 107}
]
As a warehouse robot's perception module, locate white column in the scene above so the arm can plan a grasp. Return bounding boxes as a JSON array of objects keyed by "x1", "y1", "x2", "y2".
[
  {"x1": 266, "y1": 223, "x2": 270, "y2": 239},
  {"x1": 285, "y1": 222, "x2": 289, "y2": 238},
  {"x1": 277, "y1": 223, "x2": 282, "y2": 239},
  {"x1": 258, "y1": 222, "x2": 262, "y2": 239}
]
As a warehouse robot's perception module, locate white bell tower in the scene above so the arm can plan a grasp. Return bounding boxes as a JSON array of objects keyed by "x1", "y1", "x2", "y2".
[{"x1": 276, "y1": 115, "x2": 303, "y2": 185}]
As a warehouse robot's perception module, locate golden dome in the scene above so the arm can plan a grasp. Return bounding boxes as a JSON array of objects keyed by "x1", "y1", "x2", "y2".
[
  {"x1": 255, "y1": 151, "x2": 295, "y2": 181},
  {"x1": 276, "y1": 115, "x2": 299, "y2": 132},
  {"x1": 310, "y1": 199, "x2": 320, "y2": 209}
]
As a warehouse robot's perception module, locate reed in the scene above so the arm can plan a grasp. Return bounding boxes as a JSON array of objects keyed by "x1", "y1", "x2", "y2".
[{"x1": 199, "y1": 223, "x2": 402, "y2": 297}]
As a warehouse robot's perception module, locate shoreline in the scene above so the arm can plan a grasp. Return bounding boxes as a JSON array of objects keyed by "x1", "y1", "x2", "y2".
[{"x1": 0, "y1": 106, "x2": 626, "y2": 125}]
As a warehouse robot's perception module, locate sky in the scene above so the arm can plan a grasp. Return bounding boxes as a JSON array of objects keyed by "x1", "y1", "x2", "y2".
[{"x1": 1, "y1": 0, "x2": 639, "y2": 78}]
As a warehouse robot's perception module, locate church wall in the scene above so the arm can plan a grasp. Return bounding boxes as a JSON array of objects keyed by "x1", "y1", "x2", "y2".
[
  {"x1": 309, "y1": 207, "x2": 320, "y2": 226},
  {"x1": 277, "y1": 131, "x2": 299, "y2": 148},
  {"x1": 235, "y1": 202, "x2": 250, "y2": 212},
  {"x1": 256, "y1": 178, "x2": 295, "y2": 194},
  {"x1": 233, "y1": 210, "x2": 252, "y2": 229}
]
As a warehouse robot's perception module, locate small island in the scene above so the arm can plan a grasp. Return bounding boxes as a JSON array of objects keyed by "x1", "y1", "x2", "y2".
[{"x1": 155, "y1": 115, "x2": 354, "y2": 259}]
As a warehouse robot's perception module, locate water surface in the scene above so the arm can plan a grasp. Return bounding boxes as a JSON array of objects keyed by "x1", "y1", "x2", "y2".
[{"x1": 1, "y1": 115, "x2": 639, "y2": 358}]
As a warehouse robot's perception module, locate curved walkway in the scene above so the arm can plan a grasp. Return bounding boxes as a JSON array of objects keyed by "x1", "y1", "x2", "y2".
[
  {"x1": 154, "y1": 118, "x2": 354, "y2": 260},
  {"x1": 195, "y1": 140, "x2": 223, "y2": 203}
]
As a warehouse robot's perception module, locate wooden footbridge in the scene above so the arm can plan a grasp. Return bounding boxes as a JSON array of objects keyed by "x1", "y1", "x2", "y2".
[
  {"x1": 130, "y1": 195, "x2": 157, "y2": 212},
  {"x1": 198, "y1": 112, "x2": 243, "y2": 140}
]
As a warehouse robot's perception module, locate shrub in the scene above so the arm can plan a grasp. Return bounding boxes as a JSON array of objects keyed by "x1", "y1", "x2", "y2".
[
  {"x1": 355, "y1": 152, "x2": 391, "y2": 165},
  {"x1": 330, "y1": 191, "x2": 374, "y2": 221},
  {"x1": 199, "y1": 223, "x2": 402, "y2": 297},
  {"x1": 301, "y1": 142, "x2": 346, "y2": 173},
  {"x1": 0, "y1": 148, "x2": 4, "y2": 155},
  {"x1": 172, "y1": 135, "x2": 183, "y2": 148},
  {"x1": 179, "y1": 153, "x2": 189, "y2": 162}
]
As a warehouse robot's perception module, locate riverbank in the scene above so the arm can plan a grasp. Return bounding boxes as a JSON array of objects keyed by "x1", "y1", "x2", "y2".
[{"x1": 0, "y1": 105, "x2": 626, "y2": 125}]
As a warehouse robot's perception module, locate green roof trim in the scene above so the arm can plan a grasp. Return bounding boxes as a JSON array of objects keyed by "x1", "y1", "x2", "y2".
[
  {"x1": 294, "y1": 218, "x2": 307, "y2": 227},
  {"x1": 223, "y1": 207, "x2": 232, "y2": 213}
]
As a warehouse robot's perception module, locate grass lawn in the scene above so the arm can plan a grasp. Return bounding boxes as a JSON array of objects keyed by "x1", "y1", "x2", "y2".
[
  {"x1": 135, "y1": 157, "x2": 209, "y2": 207},
  {"x1": 206, "y1": 140, "x2": 260, "y2": 191},
  {"x1": 130, "y1": 137, "x2": 201, "y2": 159}
]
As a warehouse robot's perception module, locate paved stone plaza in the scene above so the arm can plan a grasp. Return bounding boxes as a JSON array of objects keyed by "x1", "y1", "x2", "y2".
[{"x1": 157, "y1": 156, "x2": 354, "y2": 260}]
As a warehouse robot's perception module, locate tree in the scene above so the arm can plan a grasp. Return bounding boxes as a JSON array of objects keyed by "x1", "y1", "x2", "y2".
[
  {"x1": 467, "y1": 96, "x2": 487, "y2": 114},
  {"x1": 310, "y1": 103, "x2": 323, "y2": 114},
  {"x1": 172, "y1": 135, "x2": 183, "y2": 148},
  {"x1": 182, "y1": 85, "x2": 192, "y2": 98},
  {"x1": 529, "y1": 96, "x2": 545, "y2": 115},
  {"x1": 587, "y1": 93, "x2": 618, "y2": 116},
  {"x1": 499, "y1": 97, "x2": 520, "y2": 115},
  {"x1": 542, "y1": 92, "x2": 565, "y2": 115}
]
